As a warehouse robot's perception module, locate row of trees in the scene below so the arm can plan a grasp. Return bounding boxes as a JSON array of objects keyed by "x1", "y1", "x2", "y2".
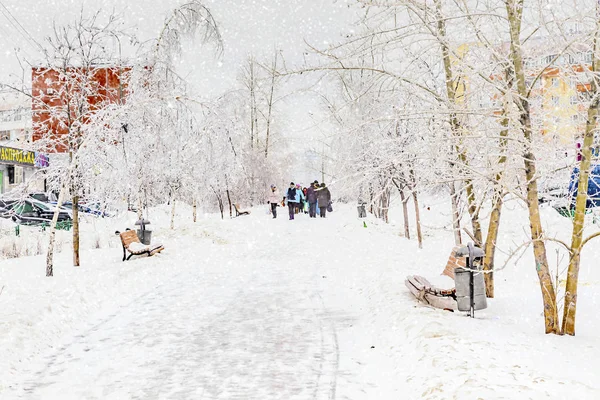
[
  {"x1": 3, "y1": 2, "x2": 290, "y2": 277},
  {"x1": 297, "y1": 0, "x2": 600, "y2": 335},
  {"x1": 4, "y1": 0, "x2": 598, "y2": 335}
]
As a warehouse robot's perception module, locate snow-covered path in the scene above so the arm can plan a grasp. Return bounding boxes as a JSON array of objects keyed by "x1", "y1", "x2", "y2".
[
  {"x1": 12, "y1": 213, "x2": 350, "y2": 400},
  {"x1": 3, "y1": 202, "x2": 600, "y2": 399}
]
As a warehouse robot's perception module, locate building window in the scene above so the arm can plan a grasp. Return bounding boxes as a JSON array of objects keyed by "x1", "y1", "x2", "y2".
[
  {"x1": 552, "y1": 96, "x2": 560, "y2": 106},
  {"x1": 584, "y1": 52, "x2": 593, "y2": 63},
  {"x1": 568, "y1": 23, "x2": 580, "y2": 35},
  {"x1": 524, "y1": 58, "x2": 537, "y2": 69},
  {"x1": 579, "y1": 90, "x2": 593, "y2": 102},
  {"x1": 7, "y1": 165, "x2": 14, "y2": 184},
  {"x1": 14, "y1": 166, "x2": 23, "y2": 185},
  {"x1": 6, "y1": 166, "x2": 23, "y2": 185},
  {"x1": 545, "y1": 54, "x2": 558, "y2": 65},
  {"x1": 551, "y1": 78, "x2": 559, "y2": 88},
  {"x1": 0, "y1": 110, "x2": 9, "y2": 123},
  {"x1": 570, "y1": 76, "x2": 579, "y2": 88},
  {"x1": 569, "y1": 54, "x2": 580, "y2": 65},
  {"x1": 571, "y1": 96, "x2": 579, "y2": 105}
]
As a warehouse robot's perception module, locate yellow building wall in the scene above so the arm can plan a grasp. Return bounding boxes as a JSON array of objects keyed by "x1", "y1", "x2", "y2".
[{"x1": 541, "y1": 75, "x2": 580, "y2": 144}]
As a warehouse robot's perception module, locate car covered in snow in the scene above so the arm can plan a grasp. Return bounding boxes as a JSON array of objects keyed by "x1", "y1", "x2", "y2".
[
  {"x1": 50, "y1": 201, "x2": 113, "y2": 218},
  {"x1": 5, "y1": 199, "x2": 72, "y2": 226},
  {"x1": 0, "y1": 199, "x2": 17, "y2": 219}
]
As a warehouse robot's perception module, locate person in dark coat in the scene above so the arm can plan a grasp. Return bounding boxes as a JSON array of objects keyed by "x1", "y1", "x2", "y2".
[
  {"x1": 286, "y1": 182, "x2": 298, "y2": 220},
  {"x1": 316, "y1": 183, "x2": 331, "y2": 218},
  {"x1": 305, "y1": 181, "x2": 318, "y2": 218}
]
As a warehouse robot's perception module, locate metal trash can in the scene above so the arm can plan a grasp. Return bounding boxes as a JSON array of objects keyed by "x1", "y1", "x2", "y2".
[
  {"x1": 136, "y1": 229, "x2": 152, "y2": 245},
  {"x1": 357, "y1": 203, "x2": 367, "y2": 218},
  {"x1": 135, "y1": 219, "x2": 152, "y2": 245},
  {"x1": 455, "y1": 243, "x2": 487, "y2": 317}
]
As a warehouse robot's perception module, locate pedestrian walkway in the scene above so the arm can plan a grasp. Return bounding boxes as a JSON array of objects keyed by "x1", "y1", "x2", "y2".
[{"x1": 11, "y1": 213, "x2": 352, "y2": 400}]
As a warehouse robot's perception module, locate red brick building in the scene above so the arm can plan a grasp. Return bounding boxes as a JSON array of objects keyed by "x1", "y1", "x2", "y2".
[{"x1": 31, "y1": 66, "x2": 129, "y2": 153}]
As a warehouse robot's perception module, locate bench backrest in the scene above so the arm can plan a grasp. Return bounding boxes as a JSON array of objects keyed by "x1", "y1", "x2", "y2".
[
  {"x1": 442, "y1": 246, "x2": 467, "y2": 280},
  {"x1": 120, "y1": 230, "x2": 141, "y2": 249}
]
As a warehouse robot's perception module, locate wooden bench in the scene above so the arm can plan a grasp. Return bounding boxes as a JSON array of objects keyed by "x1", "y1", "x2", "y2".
[
  {"x1": 234, "y1": 203, "x2": 250, "y2": 217},
  {"x1": 405, "y1": 275, "x2": 457, "y2": 311},
  {"x1": 118, "y1": 230, "x2": 164, "y2": 261},
  {"x1": 442, "y1": 246, "x2": 467, "y2": 279},
  {"x1": 404, "y1": 247, "x2": 466, "y2": 311}
]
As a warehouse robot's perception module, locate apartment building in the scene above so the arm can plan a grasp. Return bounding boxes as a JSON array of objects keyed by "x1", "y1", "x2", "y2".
[{"x1": 0, "y1": 93, "x2": 48, "y2": 194}]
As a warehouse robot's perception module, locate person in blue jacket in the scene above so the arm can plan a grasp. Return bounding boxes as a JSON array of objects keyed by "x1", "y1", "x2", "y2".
[{"x1": 295, "y1": 184, "x2": 305, "y2": 214}]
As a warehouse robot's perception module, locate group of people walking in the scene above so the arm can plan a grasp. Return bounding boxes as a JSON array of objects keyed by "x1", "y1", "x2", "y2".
[{"x1": 267, "y1": 181, "x2": 332, "y2": 220}]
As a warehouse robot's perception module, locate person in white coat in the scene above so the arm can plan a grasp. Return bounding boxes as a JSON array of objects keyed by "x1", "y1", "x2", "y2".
[{"x1": 266, "y1": 184, "x2": 281, "y2": 218}]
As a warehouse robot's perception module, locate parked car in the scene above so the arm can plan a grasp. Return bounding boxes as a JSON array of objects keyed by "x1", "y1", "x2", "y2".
[
  {"x1": 568, "y1": 165, "x2": 600, "y2": 208},
  {"x1": 29, "y1": 192, "x2": 58, "y2": 203},
  {"x1": 29, "y1": 193, "x2": 49, "y2": 202},
  {"x1": 0, "y1": 200, "x2": 17, "y2": 219},
  {"x1": 538, "y1": 185, "x2": 569, "y2": 206},
  {"x1": 50, "y1": 200, "x2": 113, "y2": 217},
  {"x1": 31, "y1": 199, "x2": 73, "y2": 218},
  {"x1": 9, "y1": 199, "x2": 72, "y2": 226},
  {"x1": 80, "y1": 202, "x2": 114, "y2": 217}
]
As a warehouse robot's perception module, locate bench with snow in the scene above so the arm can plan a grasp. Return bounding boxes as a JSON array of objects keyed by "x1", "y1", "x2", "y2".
[
  {"x1": 118, "y1": 229, "x2": 164, "y2": 261},
  {"x1": 404, "y1": 246, "x2": 466, "y2": 311},
  {"x1": 234, "y1": 203, "x2": 250, "y2": 217},
  {"x1": 405, "y1": 275, "x2": 457, "y2": 311}
]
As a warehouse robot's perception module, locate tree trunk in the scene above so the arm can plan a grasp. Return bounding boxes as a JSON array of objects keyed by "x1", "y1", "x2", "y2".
[
  {"x1": 249, "y1": 57, "x2": 256, "y2": 149},
  {"x1": 264, "y1": 51, "x2": 278, "y2": 159},
  {"x1": 46, "y1": 183, "x2": 68, "y2": 277},
  {"x1": 217, "y1": 195, "x2": 224, "y2": 220},
  {"x1": 562, "y1": 18, "x2": 600, "y2": 335},
  {"x1": 449, "y1": 182, "x2": 462, "y2": 245},
  {"x1": 400, "y1": 189, "x2": 410, "y2": 239},
  {"x1": 72, "y1": 195, "x2": 80, "y2": 267},
  {"x1": 193, "y1": 198, "x2": 197, "y2": 223},
  {"x1": 144, "y1": 187, "x2": 148, "y2": 219},
  {"x1": 464, "y1": 181, "x2": 483, "y2": 247},
  {"x1": 369, "y1": 184, "x2": 374, "y2": 214},
  {"x1": 137, "y1": 195, "x2": 143, "y2": 220},
  {"x1": 506, "y1": 0, "x2": 559, "y2": 334},
  {"x1": 482, "y1": 66, "x2": 512, "y2": 298},
  {"x1": 434, "y1": 0, "x2": 482, "y2": 248},
  {"x1": 413, "y1": 189, "x2": 423, "y2": 249},
  {"x1": 226, "y1": 189, "x2": 233, "y2": 218},
  {"x1": 382, "y1": 188, "x2": 390, "y2": 224},
  {"x1": 69, "y1": 151, "x2": 80, "y2": 267},
  {"x1": 170, "y1": 198, "x2": 176, "y2": 230},
  {"x1": 483, "y1": 190, "x2": 503, "y2": 298}
]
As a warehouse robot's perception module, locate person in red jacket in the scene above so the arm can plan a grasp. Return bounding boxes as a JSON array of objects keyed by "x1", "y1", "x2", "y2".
[{"x1": 302, "y1": 187, "x2": 308, "y2": 213}]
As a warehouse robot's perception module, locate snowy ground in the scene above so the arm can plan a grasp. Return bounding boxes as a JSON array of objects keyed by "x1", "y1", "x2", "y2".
[{"x1": 0, "y1": 199, "x2": 599, "y2": 399}]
